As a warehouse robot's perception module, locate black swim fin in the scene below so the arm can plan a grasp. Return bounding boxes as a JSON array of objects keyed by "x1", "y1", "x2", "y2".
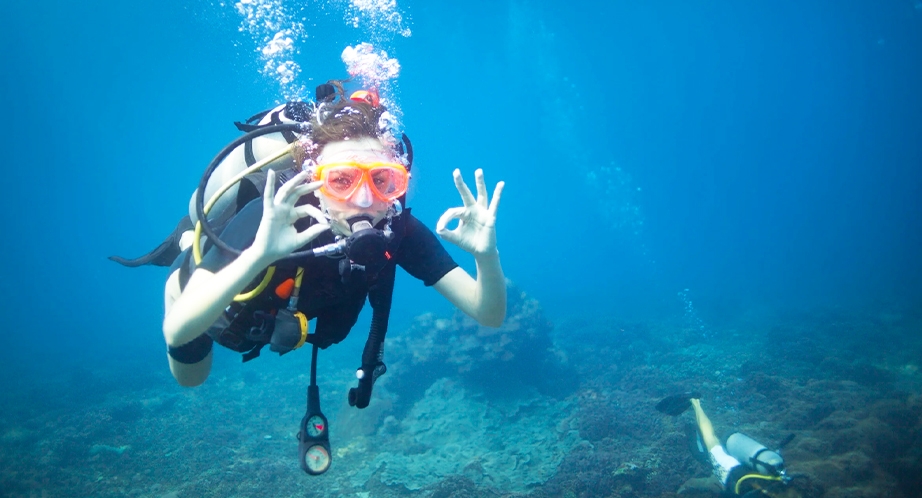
[
  {"x1": 108, "y1": 216, "x2": 193, "y2": 268},
  {"x1": 654, "y1": 392, "x2": 702, "y2": 416},
  {"x1": 685, "y1": 422, "x2": 711, "y2": 467}
]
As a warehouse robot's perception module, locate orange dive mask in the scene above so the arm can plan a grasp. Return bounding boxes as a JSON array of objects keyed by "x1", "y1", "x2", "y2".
[{"x1": 312, "y1": 161, "x2": 409, "y2": 202}]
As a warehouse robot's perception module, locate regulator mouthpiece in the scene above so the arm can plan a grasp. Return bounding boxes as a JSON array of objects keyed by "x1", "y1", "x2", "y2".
[
  {"x1": 347, "y1": 215, "x2": 375, "y2": 234},
  {"x1": 343, "y1": 215, "x2": 389, "y2": 268}
]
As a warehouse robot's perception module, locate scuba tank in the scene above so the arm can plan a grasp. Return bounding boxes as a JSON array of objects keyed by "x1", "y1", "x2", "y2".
[
  {"x1": 186, "y1": 102, "x2": 312, "y2": 239},
  {"x1": 726, "y1": 432, "x2": 786, "y2": 476},
  {"x1": 107, "y1": 101, "x2": 314, "y2": 268}
]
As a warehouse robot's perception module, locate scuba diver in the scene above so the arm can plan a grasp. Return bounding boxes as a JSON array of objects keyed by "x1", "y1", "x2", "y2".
[
  {"x1": 656, "y1": 393, "x2": 799, "y2": 497},
  {"x1": 111, "y1": 79, "x2": 506, "y2": 474}
]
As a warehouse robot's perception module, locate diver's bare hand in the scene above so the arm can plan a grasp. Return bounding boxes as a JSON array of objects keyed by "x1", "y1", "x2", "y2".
[
  {"x1": 436, "y1": 169, "x2": 504, "y2": 258},
  {"x1": 251, "y1": 169, "x2": 329, "y2": 262}
]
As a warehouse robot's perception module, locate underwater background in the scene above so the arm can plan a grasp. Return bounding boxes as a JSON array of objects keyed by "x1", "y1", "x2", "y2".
[{"x1": 1, "y1": 0, "x2": 921, "y2": 497}]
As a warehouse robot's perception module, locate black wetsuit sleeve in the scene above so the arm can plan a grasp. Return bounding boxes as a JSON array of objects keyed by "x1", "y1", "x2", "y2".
[
  {"x1": 395, "y1": 214, "x2": 459, "y2": 286},
  {"x1": 167, "y1": 333, "x2": 214, "y2": 364}
]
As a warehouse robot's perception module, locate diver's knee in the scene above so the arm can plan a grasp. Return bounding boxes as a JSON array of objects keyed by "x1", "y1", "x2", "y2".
[
  {"x1": 167, "y1": 350, "x2": 212, "y2": 387},
  {"x1": 171, "y1": 366, "x2": 210, "y2": 387},
  {"x1": 174, "y1": 373, "x2": 208, "y2": 388}
]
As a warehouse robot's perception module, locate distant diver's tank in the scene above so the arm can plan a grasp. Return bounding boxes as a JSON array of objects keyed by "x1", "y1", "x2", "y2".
[{"x1": 726, "y1": 432, "x2": 785, "y2": 476}]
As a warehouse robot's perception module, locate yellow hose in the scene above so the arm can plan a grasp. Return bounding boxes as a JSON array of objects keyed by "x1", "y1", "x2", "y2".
[
  {"x1": 294, "y1": 266, "x2": 304, "y2": 290},
  {"x1": 233, "y1": 266, "x2": 276, "y2": 302},
  {"x1": 735, "y1": 473, "x2": 783, "y2": 495},
  {"x1": 192, "y1": 142, "x2": 296, "y2": 302}
]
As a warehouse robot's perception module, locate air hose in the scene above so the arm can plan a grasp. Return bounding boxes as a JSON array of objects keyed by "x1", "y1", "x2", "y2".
[{"x1": 734, "y1": 474, "x2": 784, "y2": 495}]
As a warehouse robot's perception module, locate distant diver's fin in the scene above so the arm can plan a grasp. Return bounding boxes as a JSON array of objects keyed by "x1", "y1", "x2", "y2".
[
  {"x1": 108, "y1": 216, "x2": 194, "y2": 268},
  {"x1": 685, "y1": 422, "x2": 711, "y2": 467},
  {"x1": 654, "y1": 392, "x2": 702, "y2": 416},
  {"x1": 777, "y1": 433, "x2": 796, "y2": 450}
]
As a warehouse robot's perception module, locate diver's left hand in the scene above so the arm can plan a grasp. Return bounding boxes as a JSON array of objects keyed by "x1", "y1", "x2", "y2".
[{"x1": 436, "y1": 169, "x2": 504, "y2": 258}]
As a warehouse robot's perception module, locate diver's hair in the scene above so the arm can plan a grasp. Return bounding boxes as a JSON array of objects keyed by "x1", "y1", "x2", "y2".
[{"x1": 310, "y1": 79, "x2": 383, "y2": 153}]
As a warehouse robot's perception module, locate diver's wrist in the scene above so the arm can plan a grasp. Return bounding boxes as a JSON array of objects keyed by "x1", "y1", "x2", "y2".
[
  {"x1": 474, "y1": 247, "x2": 500, "y2": 262},
  {"x1": 239, "y1": 244, "x2": 278, "y2": 271}
]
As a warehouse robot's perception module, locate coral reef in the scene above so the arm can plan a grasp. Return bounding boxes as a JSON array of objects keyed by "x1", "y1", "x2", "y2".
[
  {"x1": 387, "y1": 281, "x2": 575, "y2": 403},
  {"x1": 1, "y1": 299, "x2": 920, "y2": 497},
  {"x1": 345, "y1": 378, "x2": 581, "y2": 494}
]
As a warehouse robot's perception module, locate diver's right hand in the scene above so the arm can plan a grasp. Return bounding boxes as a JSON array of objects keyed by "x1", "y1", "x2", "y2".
[{"x1": 250, "y1": 170, "x2": 330, "y2": 262}]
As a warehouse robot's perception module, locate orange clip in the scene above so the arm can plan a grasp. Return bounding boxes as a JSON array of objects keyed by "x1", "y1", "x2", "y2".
[{"x1": 275, "y1": 278, "x2": 295, "y2": 299}]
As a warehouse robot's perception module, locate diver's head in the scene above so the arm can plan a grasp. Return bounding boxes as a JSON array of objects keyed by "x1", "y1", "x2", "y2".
[
  {"x1": 312, "y1": 137, "x2": 406, "y2": 235},
  {"x1": 304, "y1": 82, "x2": 408, "y2": 236}
]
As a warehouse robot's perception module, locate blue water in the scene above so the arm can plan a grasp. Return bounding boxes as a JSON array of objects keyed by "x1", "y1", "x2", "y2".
[{"x1": 1, "y1": 1, "x2": 920, "y2": 496}]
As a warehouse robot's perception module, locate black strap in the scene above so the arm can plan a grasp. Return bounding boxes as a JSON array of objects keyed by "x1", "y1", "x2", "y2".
[
  {"x1": 233, "y1": 108, "x2": 273, "y2": 133},
  {"x1": 750, "y1": 448, "x2": 781, "y2": 474},
  {"x1": 401, "y1": 133, "x2": 414, "y2": 171},
  {"x1": 267, "y1": 109, "x2": 299, "y2": 144},
  {"x1": 238, "y1": 108, "x2": 299, "y2": 166},
  {"x1": 178, "y1": 249, "x2": 193, "y2": 290},
  {"x1": 242, "y1": 343, "x2": 266, "y2": 362},
  {"x1": 237, "y1": 171, "x2": 269, "y2": 210},
  {"x1": 233, "y1": 122, "x2": 262, "y2": 133}
]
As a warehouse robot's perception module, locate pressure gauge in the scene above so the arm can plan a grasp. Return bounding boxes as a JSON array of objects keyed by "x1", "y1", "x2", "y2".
[
  {"x1": 306, "y1": 415, "x2": 327, "y2": 438},
  {"x1": 303, "y1": 444, "x2": 331, "y2": 475}
]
